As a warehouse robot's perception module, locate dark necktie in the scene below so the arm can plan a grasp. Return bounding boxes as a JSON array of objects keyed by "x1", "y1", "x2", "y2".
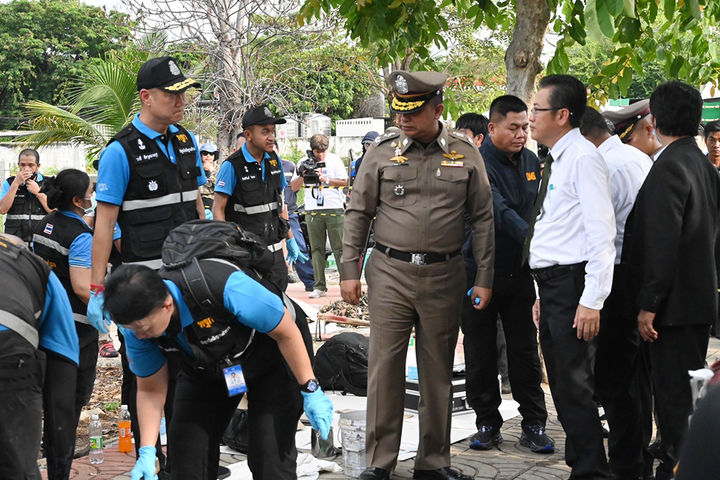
[{"x1": 522, "y1": 154, "x2": 554, "y2": 265}]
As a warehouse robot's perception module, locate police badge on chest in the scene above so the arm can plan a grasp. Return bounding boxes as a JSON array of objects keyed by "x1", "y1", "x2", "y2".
[{"x1": 148, "y1": 180, "x2": 159, "y2": 192}]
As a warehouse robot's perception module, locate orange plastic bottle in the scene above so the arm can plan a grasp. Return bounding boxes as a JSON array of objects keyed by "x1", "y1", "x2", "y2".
[{"x1": 118, "y1": 404, "x2": 132, "y2": 453}]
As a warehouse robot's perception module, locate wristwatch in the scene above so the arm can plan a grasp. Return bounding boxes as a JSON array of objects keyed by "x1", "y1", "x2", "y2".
[{"x1": 300, "y1": 378, "x2": 320, "y2": 393}]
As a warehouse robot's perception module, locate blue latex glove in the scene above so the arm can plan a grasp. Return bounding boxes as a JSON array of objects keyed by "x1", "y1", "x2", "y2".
[
  {"x1": 131, "y1": 445, "x2": 157, "y2": 480},
  {"x1": 87, "y1": 290, "x2": 112, "y2": 334},
  {"x1": 286, "y1": 237, "x2": 309, "y2": 265},
  {"x1": 302, "y1": 387, "x2": 334, "y2": 440},
  {"x1": 467, "y1": 287, "x2": 481, "y2": 305}
]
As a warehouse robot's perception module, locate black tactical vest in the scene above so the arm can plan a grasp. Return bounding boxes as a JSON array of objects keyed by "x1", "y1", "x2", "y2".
[
  {"x1": 4, "y1": 175, "x2": 49, "y2": 243},
  {"x1": 156, "y1": 258, "x2": 282, "y2": 375},
  {"x1": 31, "y1": 211, "x2": 98, "y2": 346},
  {"x1": 222, "y1": 150, "x2": 287, "y2": 246},
  {"x1": 110, "y1": 124, "x2": 200, "y2": 265},
  {"x1": 0, "y1": 237, "x2": 50, "y2": 348}
]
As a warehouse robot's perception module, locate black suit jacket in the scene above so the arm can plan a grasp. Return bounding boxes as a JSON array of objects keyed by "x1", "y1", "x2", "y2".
[{"x1": 623, "y1": 136, "x2": 720, "y2": 327}]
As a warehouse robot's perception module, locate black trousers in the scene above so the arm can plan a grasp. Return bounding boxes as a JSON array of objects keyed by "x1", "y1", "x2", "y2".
[
  {"x1": 268, "y1": 249, "x2": 289, "y2": 292},
  {"x1": 42, "y1": 339, "x2": 97, "y2": 480},
  {"x1": 461, "y1": 271, "x2": 547, "y2": 430},
  {"x1": 169, "y1": 306, "x2": 312, "y2": 480},
  {"x1": 535, "y1": 264, "x2": 610, "y2": 479},
  {"x1": 649, "y1": 324, "x2": 709, "y2": 478},
  {"x1": 0, "y1": 332, "x2": 45, "y2": 480},
  {"x1": 595, "y1": 265, "x2": 650, "y2": 479}
]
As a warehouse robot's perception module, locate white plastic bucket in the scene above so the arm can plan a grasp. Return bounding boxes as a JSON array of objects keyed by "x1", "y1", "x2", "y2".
[{"x1": 338, "y1": 410, "x2": 366, "y2": 478}]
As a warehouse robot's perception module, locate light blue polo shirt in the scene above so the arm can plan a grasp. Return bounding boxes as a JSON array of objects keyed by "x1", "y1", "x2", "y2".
[
  {"x1": 214, "y1": 144, "x2": 287, "y2": 195},
  {"x1": 95, "y1": 114, "x2": 206, "y2": 206},
  {"x1": 122, "y1": 271, "x2": 285, "y2": 377}
]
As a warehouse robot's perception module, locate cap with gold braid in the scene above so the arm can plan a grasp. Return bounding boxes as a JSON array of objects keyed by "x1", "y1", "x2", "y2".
[
  {"x1": 602, "y1": 99, "x2": 650, "y2": 141},
  {"x1": 136, "y1": 56, "x2": 201, "y2": 93},
  {"x1": 387, "y1": 70, "x2": 448, "y2": 114}
]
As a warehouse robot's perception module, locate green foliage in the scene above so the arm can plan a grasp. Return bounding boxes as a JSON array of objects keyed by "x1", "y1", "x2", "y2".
[
  {"x1": 104, "y1": 401, "x2": 121, "y2": 412},
  {"x1": 303, "y1": 0, "x2": 720, "y2": 106},
  {"x1": 565, "y1": 36, "x2": 666, "y2": 102},
  {"x1": 0, "y1": 0, "x2": 134, "y2": 127},
  {"x1": 21, "y1": 51, "x2": 145, "y2": 161},
  {"x1": 260, "y1": 40, "x2": 378, "y2": 120},
  {"x1": 550, "y1": 0, "x2": 720, "y2": 99}
]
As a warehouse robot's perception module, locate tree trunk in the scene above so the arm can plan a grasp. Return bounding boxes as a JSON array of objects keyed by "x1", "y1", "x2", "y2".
[{"x1": 505, "y1": 0, "x2": 551, "y2": 104}]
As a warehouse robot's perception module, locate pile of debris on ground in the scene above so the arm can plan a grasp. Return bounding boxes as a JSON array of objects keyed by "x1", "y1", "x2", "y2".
[{"x1": 318, "y1": 294, "x2": 370, "y2": 326}]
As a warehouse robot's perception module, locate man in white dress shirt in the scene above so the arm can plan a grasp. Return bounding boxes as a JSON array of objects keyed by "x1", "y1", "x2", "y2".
[
  {"x1": 581, "y1": 107, "x2": 653, "y2": 480},
  {"x1": 527, "y1": 75, "x2": 616, "y2": 479}
]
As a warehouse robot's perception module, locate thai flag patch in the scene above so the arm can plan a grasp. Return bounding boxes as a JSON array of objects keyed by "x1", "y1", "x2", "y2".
[
  {"x1": 217, "y1": 180, "x2": 226, "y2": 187},
  {"x1": 43, "y1": 223, "x2": 53, "y2": 234}
]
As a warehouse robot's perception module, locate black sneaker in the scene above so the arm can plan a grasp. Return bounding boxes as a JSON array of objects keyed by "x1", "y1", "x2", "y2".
[
  {"x1": 469, "y1": 425, "x2": 503, "y2": 450},
  {"x1": 520, "y1": 424, "x2": 555, "y2": 453}
]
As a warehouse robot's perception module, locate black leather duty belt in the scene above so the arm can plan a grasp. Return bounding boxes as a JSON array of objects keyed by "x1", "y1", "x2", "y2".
[
  {"x1": 375, "y1": 242, "x2": 460, "y2": 266},
  {"x1": 531, "y1": 262, "x2": 587, "y2": 282}
]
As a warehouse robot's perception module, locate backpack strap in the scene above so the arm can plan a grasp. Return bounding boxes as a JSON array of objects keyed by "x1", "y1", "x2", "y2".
[{"x1": 180, "y1": 257, "x2": 218, "y2": 317}]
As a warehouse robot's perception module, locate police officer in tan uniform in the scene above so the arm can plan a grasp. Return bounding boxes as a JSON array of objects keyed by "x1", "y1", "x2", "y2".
[{"x1": 341, "y1": 71, "x2": 495, "y2": 480}]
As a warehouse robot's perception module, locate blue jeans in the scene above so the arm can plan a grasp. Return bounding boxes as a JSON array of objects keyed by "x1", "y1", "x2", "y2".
[{"x1": 289, "y1": 213, "x2": 314, "y2": 289}]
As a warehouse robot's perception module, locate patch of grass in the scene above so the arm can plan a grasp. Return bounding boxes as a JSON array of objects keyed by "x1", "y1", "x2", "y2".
[{"x1": 104, "y1": 401, "x2": 121, "y2": 412}]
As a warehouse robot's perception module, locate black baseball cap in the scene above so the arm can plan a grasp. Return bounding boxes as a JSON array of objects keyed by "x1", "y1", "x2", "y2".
[
  {"x1": 242, "y1": 105, "x2": 287, "y2": 130},
  {"x1": 136, "y1": 56, "x2": 200, "y2": 93}
]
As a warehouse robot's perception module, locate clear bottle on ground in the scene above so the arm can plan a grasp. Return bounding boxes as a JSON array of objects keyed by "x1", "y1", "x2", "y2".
[
  {"x1": 118, "y1": 404, "x2": 132, "y2": 453},
  {"x1": 89, "y1": 413, "x2": 104, "y2": 464}
]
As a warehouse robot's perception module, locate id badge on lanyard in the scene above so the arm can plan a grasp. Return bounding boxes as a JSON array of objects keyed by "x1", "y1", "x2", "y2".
[{"x1": 223, "y1": 365, "x2": 247, "y2": 396}]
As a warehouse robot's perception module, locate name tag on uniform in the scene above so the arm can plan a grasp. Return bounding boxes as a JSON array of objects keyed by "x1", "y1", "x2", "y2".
[
  {"x1": 223, "y1": 365, "x2": 247, "y2": 396},
  {"x1": 440, "y1": 160, "x2": 464, "y2": 167}
]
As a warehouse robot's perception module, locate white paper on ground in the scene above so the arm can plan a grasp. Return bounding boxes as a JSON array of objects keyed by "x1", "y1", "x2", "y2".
[
  {"x1": 221, "y1": 389, "x2": 520, "y2": 470},
  {"x1": 222, "y1": 453, "x2": 341, "y2": 480}
]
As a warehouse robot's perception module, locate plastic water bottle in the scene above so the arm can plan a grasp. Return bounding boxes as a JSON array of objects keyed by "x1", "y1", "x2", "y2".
[
  {"x1": 89, "y1": 414, "x2": 104, "y2": 464},
  {"x1": 118, "y1": 405, "x2": 132, "y2": 453}
]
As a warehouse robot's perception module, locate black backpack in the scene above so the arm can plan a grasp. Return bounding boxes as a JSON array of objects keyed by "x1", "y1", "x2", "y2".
[
  {"x1": 162, "y1": 219, "x2": 273, "y2": 274},
  {"x1": 314, "y1": 332, "x2": 369, "y2": 396}
]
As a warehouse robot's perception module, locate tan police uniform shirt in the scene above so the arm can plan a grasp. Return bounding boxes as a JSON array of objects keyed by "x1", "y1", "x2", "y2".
[{"x1": 341, "y1": 123, "x2": 495, "y2": 287}]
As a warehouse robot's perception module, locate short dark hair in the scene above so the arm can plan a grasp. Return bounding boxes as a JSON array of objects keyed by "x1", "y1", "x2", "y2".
[
  {"x1": 704, "y1": 120, "x2": 720, "y2": 139},
  {"x1": 104, "y1": 265, "x2": 170, "y2": 325},
  {"x1": 455, "y1": 113, "x2": 489, "y2": 137},
  {"x1": 41, "y1": 169, "x2": 89, "y2": 211},
  {"x1": 489, "y1": 95, "x2": 528, "y2": 122},
  {"x1": 18, "y1": 148, "x2": 40, "y2": 164},
  {"x1": 650, "y1": 81, "x2": 703, "y2": 137},
  {"x1": 310, "y1": 134, "x2": 329, "y2": 152},
  {"x1": 538, "y1": 74, "x2": 587, "y2": 128},
  {"x1": 579, "y1": 107, "x2": 612, "y2": 138}
]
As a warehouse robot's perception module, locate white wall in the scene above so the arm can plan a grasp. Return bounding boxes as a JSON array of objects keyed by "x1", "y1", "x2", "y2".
[{"x1": 0, "y1": 143, "x2": 88, "y2": 180}]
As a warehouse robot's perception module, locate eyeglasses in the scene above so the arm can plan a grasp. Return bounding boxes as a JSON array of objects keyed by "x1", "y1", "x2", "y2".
[
  {"x1": 200, "y1": 151, "x2": 215, "y2": 156},
  {"x1": 530, "y1": 107, "x2": 560, "y2": 114},
  {"x1": 530, "y1": 106, "x2": 573, "y2": 116}
]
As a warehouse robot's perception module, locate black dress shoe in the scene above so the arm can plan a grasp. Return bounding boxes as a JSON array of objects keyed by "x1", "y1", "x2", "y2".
[
  {"x1": 413, "y1": 466, "x2": 474, "y2": 480},
  {"x1": 359, "y1": 467, "x2": 391, "y2": 479}
]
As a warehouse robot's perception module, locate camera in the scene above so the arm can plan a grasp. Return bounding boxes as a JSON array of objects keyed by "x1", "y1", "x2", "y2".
[{"x1": 298, "y1": 150, "x2": 326, "y2": 186}]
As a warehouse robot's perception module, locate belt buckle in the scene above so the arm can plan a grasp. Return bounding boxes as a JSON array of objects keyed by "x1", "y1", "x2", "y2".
[{"x1": 410, "y1": 253, "x2": 426, "y2": 265}]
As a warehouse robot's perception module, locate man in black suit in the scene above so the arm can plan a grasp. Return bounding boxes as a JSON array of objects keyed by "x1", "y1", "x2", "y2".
[{"x1": 623, "y1": 81, "x2": 720, "y2": 480}]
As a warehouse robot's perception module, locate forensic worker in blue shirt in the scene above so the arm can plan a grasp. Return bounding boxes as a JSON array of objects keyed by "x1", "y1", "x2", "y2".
[
  {"x1": 89, "y1": 56, "x2": 206, "y2": 324},
  {"x1": 32, "y1": 169, "x2": 102, "y2": 479},
  {"x1": 87, "y1": 56, "x2": 206, "y2": 477},
  {"x1": 0, "y1": 233, "x2": 79, "y2": 479},
  {"x1": 0, "y1": 148, "x2": 52, "y2": 244},
  {"x1": 212, "y1": 105, "x2": 308, "y2": 292},
  {"x1": 103, "y1": 262, "x2": 333, "y2": 480}
]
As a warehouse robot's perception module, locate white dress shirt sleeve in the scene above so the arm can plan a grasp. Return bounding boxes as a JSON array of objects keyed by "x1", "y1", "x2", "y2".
[{"x1": 577, "y1": 151, "x2": 616, "y2": 309}]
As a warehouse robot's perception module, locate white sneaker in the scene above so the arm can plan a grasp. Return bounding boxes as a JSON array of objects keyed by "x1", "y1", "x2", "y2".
[{"x1": 308, "y1": 289, "x2": 327, "y2": 298}]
